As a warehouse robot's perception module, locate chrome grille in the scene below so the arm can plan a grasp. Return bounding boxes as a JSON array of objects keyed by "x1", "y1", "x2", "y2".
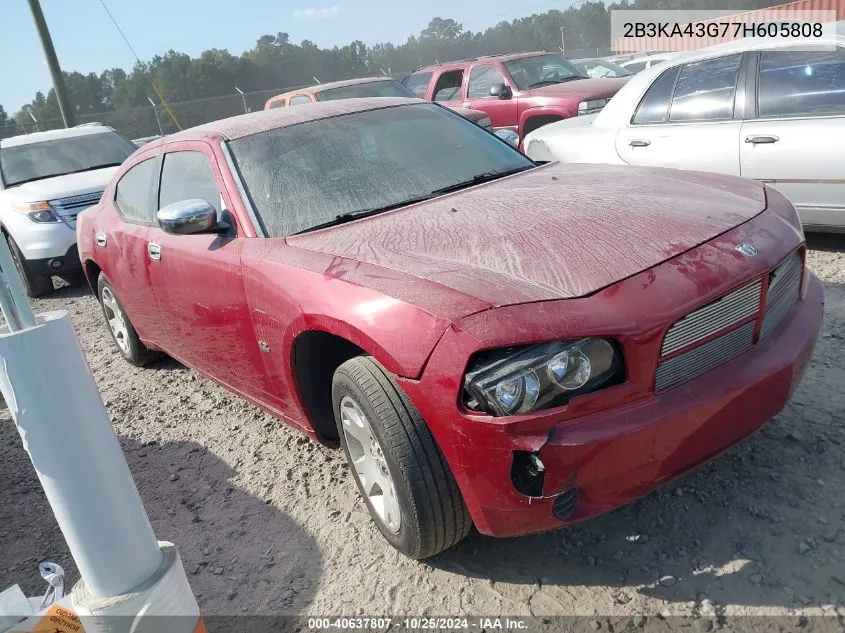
[
  {"x1": 50, "y1": 191, "x2": 103, "y2": 221},
  {"x1": 655, "y1": 321, "x2": 756, "y2": 392},
  {"x1": 761, "y1": 252, "x2": 802, "y2": 339},
  {"x1": 654, "y1": 250, "x2": 804, "y2": 393},
  {"x1": 660, "y1": 280, "x2": 762, "y2": 355}
]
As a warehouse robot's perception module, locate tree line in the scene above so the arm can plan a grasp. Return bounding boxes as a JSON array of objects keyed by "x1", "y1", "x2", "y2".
[{"x1": 3, "y1": 0, "x2": 778, "y2": 128}]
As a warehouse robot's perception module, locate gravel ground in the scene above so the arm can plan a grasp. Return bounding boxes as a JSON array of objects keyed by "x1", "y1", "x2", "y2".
[{"x1": 1, "y1": 235, "x2": 844, "y2": 626}]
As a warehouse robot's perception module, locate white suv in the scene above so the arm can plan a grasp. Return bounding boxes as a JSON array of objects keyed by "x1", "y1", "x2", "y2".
[{"x1": 0, "y1": 124, "x2": 136, "y2": 297}]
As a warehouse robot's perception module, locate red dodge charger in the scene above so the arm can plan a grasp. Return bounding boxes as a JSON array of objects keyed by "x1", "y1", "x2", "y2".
[{"x1": 77, "y1": 98, "x2": 823, "y2": 559}]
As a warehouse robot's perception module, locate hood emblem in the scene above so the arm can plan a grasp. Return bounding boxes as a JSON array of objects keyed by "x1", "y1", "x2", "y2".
[{"x1": 735, "y1": 243, "x2": 758, "y2": 257}]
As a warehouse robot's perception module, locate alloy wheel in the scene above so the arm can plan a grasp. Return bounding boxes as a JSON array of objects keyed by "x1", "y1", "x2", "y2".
[
  {"x1": 340, "y1": 395, "x2": 401, "y2": 533},
  {"x1": 100, "y1": 286, "x2": 130, "y2": 355}
]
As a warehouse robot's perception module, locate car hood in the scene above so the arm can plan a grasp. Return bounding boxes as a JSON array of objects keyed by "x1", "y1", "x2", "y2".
[
  {"x1": 4, "y1": 167, "x2": 119, "y2": 203},
  {"x1": 286, "y1": 163, "x2": 767, "y2": 307},
  {"x1": 528, "y1": 77, "x2": 629, "y2": 100}
]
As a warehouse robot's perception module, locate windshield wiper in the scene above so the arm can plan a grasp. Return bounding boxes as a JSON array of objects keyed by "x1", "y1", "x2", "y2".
[
  {"x1": 294, "y1": 193, "x2": 436, "y2": 234},
  {"x1": 5, "y1": 163, "x2": 125, "y2": 188},
  {"x1": 429, "y1": 166, "x2": 534, "y2": 196},
  {"x1": 75, "y1": 162, "x2": 124, "y2": 172},
  {"x1": 294, "y1": 167, "x2": 534, "y2": 234},
  {"x1": 5, "y1": 174, "x2": 61, "y2": 187},
  {"x1": 526, "y1": 76, "x2": 587, "y2": 89}
]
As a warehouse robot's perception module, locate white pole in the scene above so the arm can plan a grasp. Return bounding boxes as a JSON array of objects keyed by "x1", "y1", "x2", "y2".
[
  {"x1": 235, "y1": 86, "x2": 249, "y2": 113},
  {"x1": 0, "y1": 242, "x2": 200, "y2": 632},
  {"x1": 0, "y1": 311, "x2": 163, "y2": 597}
]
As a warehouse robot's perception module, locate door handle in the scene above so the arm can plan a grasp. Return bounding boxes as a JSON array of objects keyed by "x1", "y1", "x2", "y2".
[
  {"x1": 745, "y1": 135, "x2": 779, "y2": 144},
  {"x1": 95, "y1": 232, "x2": 107, "y2": 247},
  {"x1": 629, "y1": 139, "x2": 651, "y2": 147},
  {"x1": 147, "y1": 242, "x2": 161, "y2": 261}
]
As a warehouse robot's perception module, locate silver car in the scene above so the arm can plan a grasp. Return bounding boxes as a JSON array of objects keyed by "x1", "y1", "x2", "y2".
[{"x1": 524, "y1": 36, "x2": 845, "y2": 232}]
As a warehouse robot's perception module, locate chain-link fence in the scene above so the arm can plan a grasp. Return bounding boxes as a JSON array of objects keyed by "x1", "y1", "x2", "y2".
[
  {"x1": 0, "y1": 47, "x2": 617, "y2": 142},
  {"x1": 0, "y1": 87, "x2": 299, "y2": 141}
]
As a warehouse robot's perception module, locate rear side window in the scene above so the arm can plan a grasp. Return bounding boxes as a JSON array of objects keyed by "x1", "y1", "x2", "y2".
[
  {"x1": 624, "y1": 60, "x2": 649, "y2": 73},
  {"x1": 758, "y1": 48, "x2": 845, "y2": 118},
  {"x1": 669, "y1": 53, "x2": 742, "y2": 122},
  {"x1": 468, "y1": 65, "x2": 508, "y2": 98},
  {"x1": 316, "y1": 80, "x2": 415, "y2": 101},
  {"x1": 402, "y1": 72, "x2": 433, "y2": 97},
  {"x1": 267, "y1": 99, "x2": 285, "y2": 109},
  {"x1": 114, "y1": 157, "x2": 159, "y2": 224},
  {"x1": 432, "y1": 70, "x2": 464, "y2": 102},
  {"x1": 632, "y1": 66, "x2": 681, "y2": 124},
  {"x1": 159, "y1": 151, "x2": 222, "y2": 210},
  {"x1": 289, "y1": 95, "x2": 312, "y2": 105}
]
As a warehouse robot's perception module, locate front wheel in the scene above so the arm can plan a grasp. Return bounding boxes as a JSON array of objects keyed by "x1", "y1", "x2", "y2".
[
  {"x1": 332, "y1": 356, "x2": 471, "y2": 559},
  {"x1": 97, "y1": 273, "x2": 159, "y2": 366},
  {"x1": 5, "y1": 235, "x2": 54, "y2": 298}
]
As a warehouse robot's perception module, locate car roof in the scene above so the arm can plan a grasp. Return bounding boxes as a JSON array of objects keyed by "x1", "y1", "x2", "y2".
[
  {"x1": 167, "y1": 97, "x2": 424, "y2": 142},
  {"x1": 593, "y1": 34, "x2": 845, "y2": 127},
  {"x1": 266, "y1": 76, "x2": 399, "y2": 106},
  {"x1": 413, "y1": 51, "x2": 558, "y2": 73},
  {"x1": 311, "y1": 76, "x2": 398, "y2": 92},
  {"x1": 0, "y1": 124, "x2": 116, "y2": 148}
]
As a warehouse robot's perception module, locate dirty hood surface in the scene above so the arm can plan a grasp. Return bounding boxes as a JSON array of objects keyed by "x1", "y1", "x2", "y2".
[{"x1": 286, "y1": 163, "x2": 767, "y2": 307}]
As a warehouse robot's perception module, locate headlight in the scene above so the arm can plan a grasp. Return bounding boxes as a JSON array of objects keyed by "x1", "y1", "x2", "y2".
[
  {"x1": 14, "y1": 201, "x2": 60, "y2": 223},
  {"x1": 463, "y1": 338, "x2": 623, "y2": 416},
  {"x1": 578, "y1": 98, "x2": 609, "y2": 114}
]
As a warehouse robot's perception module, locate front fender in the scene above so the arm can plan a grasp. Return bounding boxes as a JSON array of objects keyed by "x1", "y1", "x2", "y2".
[
  {"x1": 518, "y1": 105, "x2": 574, "y2": 138},
  {"x1": 241, "y1": 253, "x2": 455, "y2": 380}
]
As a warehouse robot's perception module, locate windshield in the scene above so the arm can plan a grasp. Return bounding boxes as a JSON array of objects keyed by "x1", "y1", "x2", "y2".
[
  {"x1": 0, "y1": 131, "x2": 135, "y2": 188},
  {"x1": 229, "y1": 103, "x2": 534, "y2": 236},
  {"x1": 574, "y1": 59, "x2": 633, "y2": 79},
  {"x1": 315, "y1": 80, "x2": 416, "y2": 102},
  {"x1": 504, "y1": 54, "x2": 588, "y2": 90}
]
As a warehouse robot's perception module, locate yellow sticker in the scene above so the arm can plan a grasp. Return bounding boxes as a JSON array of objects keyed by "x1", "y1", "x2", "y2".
[{"x1": 28, "y1": 605, "x2": 85, "y2": 633}]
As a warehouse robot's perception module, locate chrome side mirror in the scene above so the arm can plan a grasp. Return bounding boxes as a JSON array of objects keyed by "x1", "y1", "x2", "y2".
[{"x1": 156, "y1": 199, "x2": 219, "y2": 235}]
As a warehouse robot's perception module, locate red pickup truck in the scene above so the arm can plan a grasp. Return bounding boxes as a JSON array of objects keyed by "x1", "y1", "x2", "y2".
[{"x1": 402, "y1": 51, "x2": 629, "y2": 139}]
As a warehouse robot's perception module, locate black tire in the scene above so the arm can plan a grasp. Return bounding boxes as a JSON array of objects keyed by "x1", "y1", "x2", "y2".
[
  {"x1": 97, "y1": 273, "x2": 159, "y2": 367},
  {"x1": 5, "y1": 235, "x2": 54, "y2": 298},
  {"x1": 332, "y1": 356, "x2": 471, "y2": 559}
]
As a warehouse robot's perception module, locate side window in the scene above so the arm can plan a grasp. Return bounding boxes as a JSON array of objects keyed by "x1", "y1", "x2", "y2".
[
  {"x1": 669, "y1": 53, "x2": 742, "y2": 122},
  {"x1": 758, "y1": 48, "x2": 845, "y2": 118},
  {"x1": 268, "y1": 99, "x2": 285, "y2": 109},
  {"x1": 467, "y1": 65, "x2": 507, "y2": 98},
  {"x1": 289, "y1": 95, "x2": 312, "y2": 105},
  {"x1": 114, "y1": 157, "x2": 159, "y2": 224},
  {"x1": 632, "y1": 66, "x2": 681, "y2": 124},
  {"x1": 159, "y1": 151, "x2": 222, "y2": 211},
  {"x1": 402, "y1": 72, "x2": 433, "y2": 98},
  {"x1": 432, "y1": 70, "x2": 464, "y2": 102}
]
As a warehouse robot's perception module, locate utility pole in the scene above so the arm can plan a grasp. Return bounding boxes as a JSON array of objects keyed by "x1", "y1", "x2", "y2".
[
  {"x1": 26, "y1": 0, "x2": 75, "y2": 127},
  {"x1": 560, "y1": 25, "x2": 566, "y2": 56}
]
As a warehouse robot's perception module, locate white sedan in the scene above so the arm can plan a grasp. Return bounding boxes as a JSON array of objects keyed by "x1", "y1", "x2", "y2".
[{"x1": 523, "y1": 36, "x2": 845, "y2": 232}]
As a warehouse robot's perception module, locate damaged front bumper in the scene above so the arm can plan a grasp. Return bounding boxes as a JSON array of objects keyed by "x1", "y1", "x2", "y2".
[{"x1": 397, "y1": 270, "x2": 823, "y2": 538}]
